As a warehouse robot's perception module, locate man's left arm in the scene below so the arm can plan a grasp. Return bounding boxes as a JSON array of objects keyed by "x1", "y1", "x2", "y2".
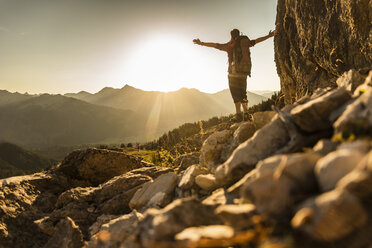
[{"x1": 251, "y1": 29, "x2": 277, "y2": 46}]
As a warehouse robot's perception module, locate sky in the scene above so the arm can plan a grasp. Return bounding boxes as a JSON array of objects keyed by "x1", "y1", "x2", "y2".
[{"x1": 0, "y1": 0, "x2": 279, "y2": 94}]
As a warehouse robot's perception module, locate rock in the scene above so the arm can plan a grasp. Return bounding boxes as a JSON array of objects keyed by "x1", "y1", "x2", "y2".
[
  {"x1": 241, "y1": 152, "x2": 321, "y2": 215},
  {"x1": 215, "y1": 204, "x2": 256, "y2": 230},
  {"x1": 175, "y1": 225, "x2": 234, "y2": 243},
  {"x1": 215, "y1": 116, "x2": 290, "y2": 185},
  {"x1": 129, "y1": 172, "x2": 178, "y2": 210},
  {"x1": 252, "y1": 111, "x2": 276, "y2": 129},
  {"x1": 86, "y1": 211, "x2": 143, "y2": 248},
  {"x1": 43, "y1": 217, "x2": 84, "y2": 248},
  {"x1": 275, "y1": 0, "x2": 372, "y2": 104},
  {"x1": 137, "y1": 198, "x2": 221, "y2": 247},
  {"x1": 195, "y1": 174, "x2": 218, "y2": 191},
  {"x1": 199, "y1": 130, "x2": 232, "y2": 171},
  {"x1": 202, "y1": 188, "x2": 236, "y2": 207},
  {"x1": 312, "y1": 139, "x2": 339, "y2": 155},
  {"x1": 88, "y1": 214, "x2": 118, "y2": 237},
  {"x1": 292, "y1": 190, "x2": 368, "y2": 242},
  {"x1": 315, "y1": 140, "x2": 370, "y2": 192},
  {"x1": 174, "y1": 152, "x2": 200, "y2": 172},
  {"x1": 232, "y1": 122, "x2": 256, "y2": 144},
  {"x1": 336, "y1": 69, "x2": 366, "y2": 93},
  {"x1": 334, "y1": 87, "x2": 372, "y2": 139},
  {"x1": 178, "y1": 165, "x2": 207, "y2": 190},
  {"x1": 337, "y1": 150, "x2": 372, "y2": 198},
  {"x1": 290, "y1": 87, "x2": 351, "y2": 133},
  {"x1": 227, "y1": 155, "x2": 285, "y2": 194},
  {"x1": 56, "y1": 148, "x2": 146, "y2": 186}
]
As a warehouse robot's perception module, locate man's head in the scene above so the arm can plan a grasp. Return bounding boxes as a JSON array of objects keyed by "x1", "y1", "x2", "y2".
[{"x1": 230, "y1": 29, "x2": 240, "y2": 40}]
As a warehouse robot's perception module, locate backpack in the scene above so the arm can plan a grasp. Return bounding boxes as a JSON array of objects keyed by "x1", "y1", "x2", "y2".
[{"x1": 231, "y1": 35, "x2": 252, "y2": 77}]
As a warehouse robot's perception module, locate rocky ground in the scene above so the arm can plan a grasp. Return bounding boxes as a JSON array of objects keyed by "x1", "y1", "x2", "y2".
[{"x1": 1, "y1": 69, "x2": 372, "y2": 248}]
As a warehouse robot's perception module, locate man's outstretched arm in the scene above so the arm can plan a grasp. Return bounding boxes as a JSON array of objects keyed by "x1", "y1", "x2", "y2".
[
  {"x1": 193, "y1": 39, "x2": 225, "y2": 50},
  {"x1": 253, "y1": 29, "x2": 277, "y2": 45}
]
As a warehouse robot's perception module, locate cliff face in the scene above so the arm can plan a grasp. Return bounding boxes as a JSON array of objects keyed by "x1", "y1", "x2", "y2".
[{"x1": 275, "y1": 0, "x2": 372, "y2": 103}]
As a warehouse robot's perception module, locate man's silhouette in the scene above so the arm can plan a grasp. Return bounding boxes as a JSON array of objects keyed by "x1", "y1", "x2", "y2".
[{"x1": 194, "y1": 28, "x2": 276, "y2": 121}]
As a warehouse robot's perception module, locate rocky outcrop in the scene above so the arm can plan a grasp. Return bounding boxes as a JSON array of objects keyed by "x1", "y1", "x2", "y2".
[
  {"x1": 56, "y1": 148, "x2": 147, "y2": 186},
  {"x1": 275, "y1": 0, "x2": 372, "y2": 103}
]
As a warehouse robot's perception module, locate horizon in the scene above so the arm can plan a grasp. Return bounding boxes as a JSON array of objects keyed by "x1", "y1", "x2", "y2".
[
  {"x1": 1, "y1": 83, "x2": 278, "y2": 96},
  {"x1": 0, "y1": 0, "x2": 279, "y2": 95}
]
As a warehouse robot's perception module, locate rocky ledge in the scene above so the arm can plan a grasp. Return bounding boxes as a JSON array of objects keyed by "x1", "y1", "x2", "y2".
[{"x1": 1, "y1": 69, "x2": 372, "y2": 248}]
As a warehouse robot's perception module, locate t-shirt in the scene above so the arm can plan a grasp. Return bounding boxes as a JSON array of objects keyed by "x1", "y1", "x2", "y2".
[{"x1": 215, "y1": 38, "x2": 256, "y2": 76}]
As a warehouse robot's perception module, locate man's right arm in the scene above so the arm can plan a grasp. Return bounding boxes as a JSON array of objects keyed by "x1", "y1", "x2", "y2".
[{"x1": 193, "y1": 39, "x2": 226, "y2": 50}]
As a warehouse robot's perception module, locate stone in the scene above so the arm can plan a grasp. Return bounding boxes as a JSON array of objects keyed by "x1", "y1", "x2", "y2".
[
  {"x1": 88, "y1": 214, "x2": 118, "y2": 237},
  {"x1": 195, "y1": 174, "x2": 218, "y2": 191},
  {"x1": 241, "y1": 152, "x2": 321, "y2": 215},
  {"x1": 334, "y1": 87, "x2": 372, "y2": 139},
  {"x1": 129, "y1": 172, "x2": 178, "y2": 210},
  {"x1": 275, "y1": 0, "x2": 372, "y2": 104},
  {"x1": 337, "y1": 150, "x2": 372, "y2": 198},
  {"x1": 312, "y1": 139, "x2": 339, "y2": 155},
  {"x1": 290, "y1": 87, "x2": 351, "y2": 133},
  {"x1": 336, "y1": 69, "x2": 366, "y2": 92},
  {"x1": 315, "y1": 140, "x2": 370, "y2": 192},
  {"x1": 178, "y1": 165, "x2": 207, "y2": 190},
  {"x1": 86, "y1": 211, "x2": 143, "y2": 248},
  {"x1": 252, "y1": 111, "x2": 276, "y2": 129},
  {"x1": 175, "y1": 225, "x2": 234, "y2": 242},
  {"x1": 215, "y1": 116, "x2": 290, "y2": 185},
  {"x1": 227, "y1": 155, "x2": 285, "y2": 194},
  {"x1": 136, "y1": 198, "x2": 220, "y2": 247},
  {"x1": 174, "y1": 152, "x2": 200, "y2": 172},
  {"x1": 232, "y1": 122, "x2": 256, "y2": 144},
  {"x1": 43, "y1": 217, "x2": 84, "y2": 248},
  {"x1": 202, "y1": 188, "x2": 228, "y2": 206},
  {"x1": 215, "y1": 204, "x2": 256, "y2": 230},
  {"x1": 292, "y1": 190, "x2": 368, "y2": 241},
  {"x1": 199, "y1": 130, "x2": 232, "y2": 171},
  {"x1": 56, "y1": 148, "x2": 146, "y2": 186}
]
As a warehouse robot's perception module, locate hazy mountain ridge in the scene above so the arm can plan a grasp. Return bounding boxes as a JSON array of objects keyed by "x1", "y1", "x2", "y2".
[
  {"x1": 0, "y1": 93, "x2": 144, "y2": 147},
  {"x1": 65, "y1": 85, "x2": 269, "y2": 128},
  {"x1": 0, "y1": 142, "x2": 55, "y2": 178}
]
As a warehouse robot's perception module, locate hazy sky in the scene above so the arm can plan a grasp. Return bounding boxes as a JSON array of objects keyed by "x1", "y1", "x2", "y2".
[{"x1": 0, "y1": 0, "x2": 279, "y2": 94}]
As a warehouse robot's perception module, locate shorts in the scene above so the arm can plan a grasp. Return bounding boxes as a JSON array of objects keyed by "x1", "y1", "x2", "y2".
[{"x1": 228, "y1": 75, "x2": 248, "y2": 103}]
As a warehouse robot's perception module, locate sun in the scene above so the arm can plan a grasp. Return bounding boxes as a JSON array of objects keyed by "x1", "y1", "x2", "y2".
[{"x1": 120, "y1": 33, "x2": 224, "y2": 93}]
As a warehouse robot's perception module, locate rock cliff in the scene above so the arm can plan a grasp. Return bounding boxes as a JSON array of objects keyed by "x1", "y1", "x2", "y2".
[{"x1": 275, "y1": 0, "x2": 372, "y2": 103}]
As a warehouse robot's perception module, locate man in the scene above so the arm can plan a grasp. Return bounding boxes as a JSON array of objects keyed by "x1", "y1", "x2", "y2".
[{"x1": 193, "y1": 28, "x2": 277, "y2": 121}]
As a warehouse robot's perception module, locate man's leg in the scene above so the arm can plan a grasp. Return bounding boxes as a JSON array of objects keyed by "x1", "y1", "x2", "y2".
[{"x1": 235, "y1": 102, "x2": 242, "y2": 114}]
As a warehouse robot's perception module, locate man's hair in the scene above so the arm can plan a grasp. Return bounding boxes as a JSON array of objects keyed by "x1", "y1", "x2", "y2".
[{"x1": 230, "y1": 29, "x2": 240, "y2": 40}]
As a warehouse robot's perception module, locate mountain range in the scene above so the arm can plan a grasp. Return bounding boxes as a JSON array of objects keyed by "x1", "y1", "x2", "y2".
[
  {"x1": 0, "y1": 86, "x2": 271, "y2": 148},
  {"x1": 0, "y1": 142, "x2": 55, "y2": 179}
]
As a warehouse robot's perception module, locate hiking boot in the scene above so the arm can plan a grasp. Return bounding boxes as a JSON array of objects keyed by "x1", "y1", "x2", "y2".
[
  {"x1": 230, "y1": 113, "x2": 243, "y2": 123},
  {"x1": 243, "y1": 112, "x2": 253, "y2": 122}
]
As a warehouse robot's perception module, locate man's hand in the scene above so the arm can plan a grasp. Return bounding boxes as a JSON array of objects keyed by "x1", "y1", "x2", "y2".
[
  {"x1": 268, "y1": 29, "x2": 277, "y2": 37},
  {"x1": 193, "y1": 39, "x2": 202, "y2": 45}
]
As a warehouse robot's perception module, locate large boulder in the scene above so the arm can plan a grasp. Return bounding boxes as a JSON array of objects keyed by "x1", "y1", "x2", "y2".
[
  {"x1": 241, "y1": 152, "x2": 321, "y2": 215},
  {"x1": 275, "y1": 0, "x2": 372, "y2": 103},
  {"x1": 56, "y1": 148, "x2": 146, "y2": 186},
  {"x1": 292, "y1": 190, "x2": 368, "y2": 242}
]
